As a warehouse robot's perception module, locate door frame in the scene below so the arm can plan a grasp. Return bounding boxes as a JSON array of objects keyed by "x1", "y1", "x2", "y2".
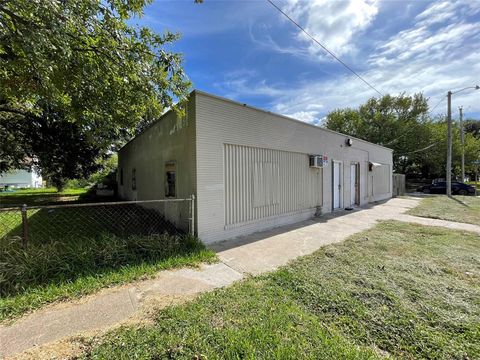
[
  {"x1": 350, "y1": 162, "x2": 360, "y2": 206},
  {"x1": 332, "y1": 160, "x2": 343, "y2": 211}
]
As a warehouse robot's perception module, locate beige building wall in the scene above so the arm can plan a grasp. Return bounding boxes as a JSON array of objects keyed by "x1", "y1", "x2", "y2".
[
  {"x1": 194, "y1": 91, "x2": 392, "y2": 243},
  {"x1": 118, "y1": 90, "x2": 392, "y2": 243},
  {"x1": 117, "y1": 97, "x2": 196, "y2": 231}
]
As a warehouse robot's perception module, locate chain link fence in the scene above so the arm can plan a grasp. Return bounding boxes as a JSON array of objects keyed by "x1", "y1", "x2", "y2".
[{"x1": 0, "y1": 197, "x2": 195, "y2": 248}]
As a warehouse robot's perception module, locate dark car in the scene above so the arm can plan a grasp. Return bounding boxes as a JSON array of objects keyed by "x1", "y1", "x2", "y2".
[{"x1": 419, "y1": 181, "x2": 476, "y2": 195}]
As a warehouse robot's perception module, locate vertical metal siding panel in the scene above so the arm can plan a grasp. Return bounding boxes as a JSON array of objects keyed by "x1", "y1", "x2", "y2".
[
  {"x1": 240, "y1": 145, "x2": 244, "y2": 223},
  {"x1": 236, "y1": 145, "x2": 241, "y2": 223},
  {"x1": 262, "y1": 147, "x2": 265, "y2": 219},
  {"x1": 253, "y1": 148, "x2": 257, "y2": 218},
  {"x1": 231, "y1": 144, "x2": 235, "y2": 225},
  {"x1": 226, "y1": 144, "x2": 231, "y2": 226},
  {"x1": 242, "y1": 145, "x2": 247, "y2": 222},
  {"x1": 224, "y1": 144, "x2": 228, "y2": 225},
  {"x1": 229, "y1": 144, "x2": 234, "y2": 225},
  {"x1": 247, "y1": 146, "x2": 251, "y2": 222},
  {"x1": 260, "y1": 148, "x2": 264, "y2": 219},
  {"x1": 290, "y1": 152, "x2": 294, "y2": 211},
  {"x1": 235, "y1": 145, "x2": 240, "y2": 224},
  {"x1": 280, "y1": 152, "x2": 287, "y2": 214},
  {"x1": 223, "y1": 143, "x2": 327, "y2": 227},
  {"x1": 226, "y1": 144, "x2": 230, "y2": 225}
]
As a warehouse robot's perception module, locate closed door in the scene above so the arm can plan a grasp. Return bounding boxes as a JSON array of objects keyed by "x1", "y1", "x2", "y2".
[
  {"x1": 333, "y1": 161, "x2": 341, "y2": 209},
  {"x1": 350, "y1": 164, "x2": 359, "y2": 206}
]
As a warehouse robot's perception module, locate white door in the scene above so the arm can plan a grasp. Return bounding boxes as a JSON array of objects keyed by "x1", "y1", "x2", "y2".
[
  {"x1": 350, "y1": 164, "x2": 357, "y2": 206},
  {"x1": 333, "y1": 161, "x2": 341, "y2": 209}
]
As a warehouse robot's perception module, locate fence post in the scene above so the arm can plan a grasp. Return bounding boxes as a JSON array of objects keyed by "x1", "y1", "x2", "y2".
[
  {"x1": 21, "y1": 204, "x2": 28, "y2": 248},
  {"x1": 190, "y1": 194, "x2": 195, "y2": 237}
]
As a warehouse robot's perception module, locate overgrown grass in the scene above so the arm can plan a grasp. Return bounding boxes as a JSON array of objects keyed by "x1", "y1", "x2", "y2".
[
  {"x1": 81, "y1": 221, "x2": 480, "y2": 359},
  {"x1": 408, "y1": 194, "x2": 480, "y2": 225},
  {"x1": 0, "y1": 233, "x2": 216, "y2": 321},
  {"x1": 0, "y1": 194, "x2": 215, "y2": 321}
]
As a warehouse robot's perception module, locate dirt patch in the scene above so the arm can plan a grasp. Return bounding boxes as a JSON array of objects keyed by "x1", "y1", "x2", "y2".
[
  {"x1": 9, "y1": 338, "x2": 86, "y2": 360},
  {"x1": 7, "y1": 292, "x2": 198, "y2": 360}
]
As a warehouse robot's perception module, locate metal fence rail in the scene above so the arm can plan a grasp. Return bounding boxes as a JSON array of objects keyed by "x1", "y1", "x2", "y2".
[{"x1": 0, "y1": 197, "x2": 195, "y2": 248}]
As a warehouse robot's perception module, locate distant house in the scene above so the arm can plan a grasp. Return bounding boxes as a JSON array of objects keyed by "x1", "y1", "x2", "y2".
[
  {"x1": 0, "y1": 169, "x2": 43, "y2": 188},
  {"x1": 118, "y1": 90, "x2": 392, "y2": 243}
]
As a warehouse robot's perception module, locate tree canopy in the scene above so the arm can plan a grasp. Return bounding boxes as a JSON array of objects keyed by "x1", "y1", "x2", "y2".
[
  {"x1": 324, "y1": 93, "x2": 480, "y2": 179},
  {"x1": 0, "y1": 0, "x2": 190, "y2": 186}
]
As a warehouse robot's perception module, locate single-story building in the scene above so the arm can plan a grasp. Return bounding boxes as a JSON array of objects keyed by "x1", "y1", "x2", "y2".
[
  {"x1": 0, "y1": 169, "x2": 43, "y2": 189},
  {"x1": 118, "y1": 90, "x2": 392, "y2": 244}
]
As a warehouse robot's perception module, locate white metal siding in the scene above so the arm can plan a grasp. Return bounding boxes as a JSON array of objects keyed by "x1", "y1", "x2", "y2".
[
  {"x1": 194, "y1": 91, "x2": 393, "y2": 243},
  {"x1": 224, "y1": 144, "x2": 322, "y2": 228}
]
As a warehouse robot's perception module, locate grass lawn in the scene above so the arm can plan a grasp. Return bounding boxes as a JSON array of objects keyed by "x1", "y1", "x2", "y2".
[
  {"x1": 407, "y1": 195, "x2": 480, "y2": 225},
  {"x1": 80, "y1": 221, "x2": 480, "y2": 359},
  {"x1": 0, "y1": 187, "x2": 88, "y2": 206},
  {"x1": 0, "y1": 200, "x2": 217, "y2": 321},
  {"x1": 0, "y1": 234, "x2": 216, "y2": 322}
]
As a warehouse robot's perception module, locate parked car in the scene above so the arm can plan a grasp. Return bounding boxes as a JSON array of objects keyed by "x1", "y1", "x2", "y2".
[{"x1": 418, "y1": 181, "x2": 476, "y2": 195}]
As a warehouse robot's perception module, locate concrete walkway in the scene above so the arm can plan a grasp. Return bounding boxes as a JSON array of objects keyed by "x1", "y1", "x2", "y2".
[{"x1": 2, "y1": 197, "x2": 479, "y2": 358}]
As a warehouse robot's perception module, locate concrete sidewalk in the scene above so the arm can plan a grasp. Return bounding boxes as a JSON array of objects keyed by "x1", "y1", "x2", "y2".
[{"x1": 2, "y1": 197, "x2": 479, "y2": 358}]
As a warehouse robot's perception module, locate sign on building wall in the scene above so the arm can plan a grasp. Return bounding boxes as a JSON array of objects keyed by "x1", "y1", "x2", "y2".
[{"x1": 322, "y1": 155, "x2": 329, "y2": 167}]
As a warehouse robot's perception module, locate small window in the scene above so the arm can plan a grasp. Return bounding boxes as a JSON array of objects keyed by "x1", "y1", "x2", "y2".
[
  {"x1": 120, "y1": 168, "x2": 124, "y2": 186},
  {"x1": 131, "y1": 168, "x2": 136, "y2": 190},
  {"x1": 165, "y1": 162, "x2": 176, "y2": 197}
]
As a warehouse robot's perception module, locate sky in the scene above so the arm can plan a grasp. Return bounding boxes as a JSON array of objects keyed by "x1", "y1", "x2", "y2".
[{"x1": 135, "y1": 0, "x2": 480, "y2": 124}]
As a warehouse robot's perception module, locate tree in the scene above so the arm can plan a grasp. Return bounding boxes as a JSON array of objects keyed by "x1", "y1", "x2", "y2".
[
  {"x1": 464, "y1": 119, "x2": 480, "y2": 138},
  {"x1": 324, "y1": 93, "x2": 431, "y2": 175},
  {"x1": 0, "y1": 0, "x2": 190, "y2": 187}
]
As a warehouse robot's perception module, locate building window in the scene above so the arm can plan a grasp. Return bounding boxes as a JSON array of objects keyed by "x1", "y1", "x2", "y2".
[
  {"x1": 120, "y1": 168, "x2": 124, "y2": 186},
  {"x1": 165, "y1": 162, "x2": 176, "y2": 197},
  {"x1": 131, "y1": 168, "x2": 136, "y2": 190}
]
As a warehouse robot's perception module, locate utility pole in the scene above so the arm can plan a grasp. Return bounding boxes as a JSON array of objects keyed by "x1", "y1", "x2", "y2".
[
  {"x1": 459, "y1": 106, "x2": 465, "y2": 182},
  {"x1": 444, "y1": 85, "x2": 478, "y2": 196},
  {"x1": 446, "y1": 91, "x2": 452, "y2": 196}
]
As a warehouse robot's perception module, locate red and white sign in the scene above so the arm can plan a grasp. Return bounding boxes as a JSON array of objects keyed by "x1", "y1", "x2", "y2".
[{"x1": 322, "y1": 154, "x2": 329, "y2": 167}]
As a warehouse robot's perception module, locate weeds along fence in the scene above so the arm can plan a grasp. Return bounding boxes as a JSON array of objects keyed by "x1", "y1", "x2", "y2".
[{"x1": 0, "y1": 197, "x2": 195, "y2": 248}]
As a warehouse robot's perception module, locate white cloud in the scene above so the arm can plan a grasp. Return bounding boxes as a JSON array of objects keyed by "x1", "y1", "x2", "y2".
[
  {"x1": 283, "y1": 0, "x2": 379, "y2": 57},
  {"x1": 283, "y1": 110, "x2": 321, "y2": 123},
  {"x1": 248, "y1": 27, "x2": 312, "y2": 61},
  {"x1": 213, "y1": 70, "x2": 286, "y2": 100},
  {"x1": 414, "y1": 0, "x2": 480, "y2": 27},
  {"x1": 219, "y1": 0, "x2": 480, "y2": 124}
]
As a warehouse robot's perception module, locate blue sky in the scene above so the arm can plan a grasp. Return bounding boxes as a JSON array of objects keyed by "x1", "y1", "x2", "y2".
[{"x1": 136, "y1": 0, "x2": 480, "y2": 123}]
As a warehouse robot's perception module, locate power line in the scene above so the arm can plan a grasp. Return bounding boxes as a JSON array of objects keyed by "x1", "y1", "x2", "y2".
[
  {"x1": 266, "y1": 0, "x2": 383, "y2": 97},
  {"x1": 399, "y1": 143, "x2": 437, "y2": 156},
  {"x1": 429, "y1": 95, "x2": 446, "y2": 114}
]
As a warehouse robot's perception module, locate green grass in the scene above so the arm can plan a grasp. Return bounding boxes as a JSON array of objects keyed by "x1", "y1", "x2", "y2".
[
  {"x1": 0, "y1": 233, "x2": 216, "y2": 321},
  {"x1": 80, "y1": 221, "x2": 480, "y2": 359},
  {"x1": 0, "y1": 190, "x2": 218, "y2": 321},
  {"x1": 407, "y1": 195, "x2": 480, "y2": 225},
  {"x1": 0, "y1": 187, "x2": 88, "y2": 206}
]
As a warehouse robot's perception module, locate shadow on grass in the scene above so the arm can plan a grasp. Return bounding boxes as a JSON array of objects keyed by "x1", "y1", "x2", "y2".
[{"x1": 447, "y1": 195, "x2": 469, "y2": 207}]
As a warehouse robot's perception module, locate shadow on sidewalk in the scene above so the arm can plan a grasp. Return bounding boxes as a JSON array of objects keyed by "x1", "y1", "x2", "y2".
[{"x1": 208, "y1": 200, "x2": 396, "y2": 253}]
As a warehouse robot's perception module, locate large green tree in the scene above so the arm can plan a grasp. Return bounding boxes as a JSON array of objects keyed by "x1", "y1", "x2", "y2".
[
  {"x1": 325, "y1": 93, "x2": 431, "y2": 175},
  {"x1": 324, "y1": 94, "x2": 480, "y2": 179},
  {"x1": 0, "y1": 0, "x2": 190, "y2": 186}
]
